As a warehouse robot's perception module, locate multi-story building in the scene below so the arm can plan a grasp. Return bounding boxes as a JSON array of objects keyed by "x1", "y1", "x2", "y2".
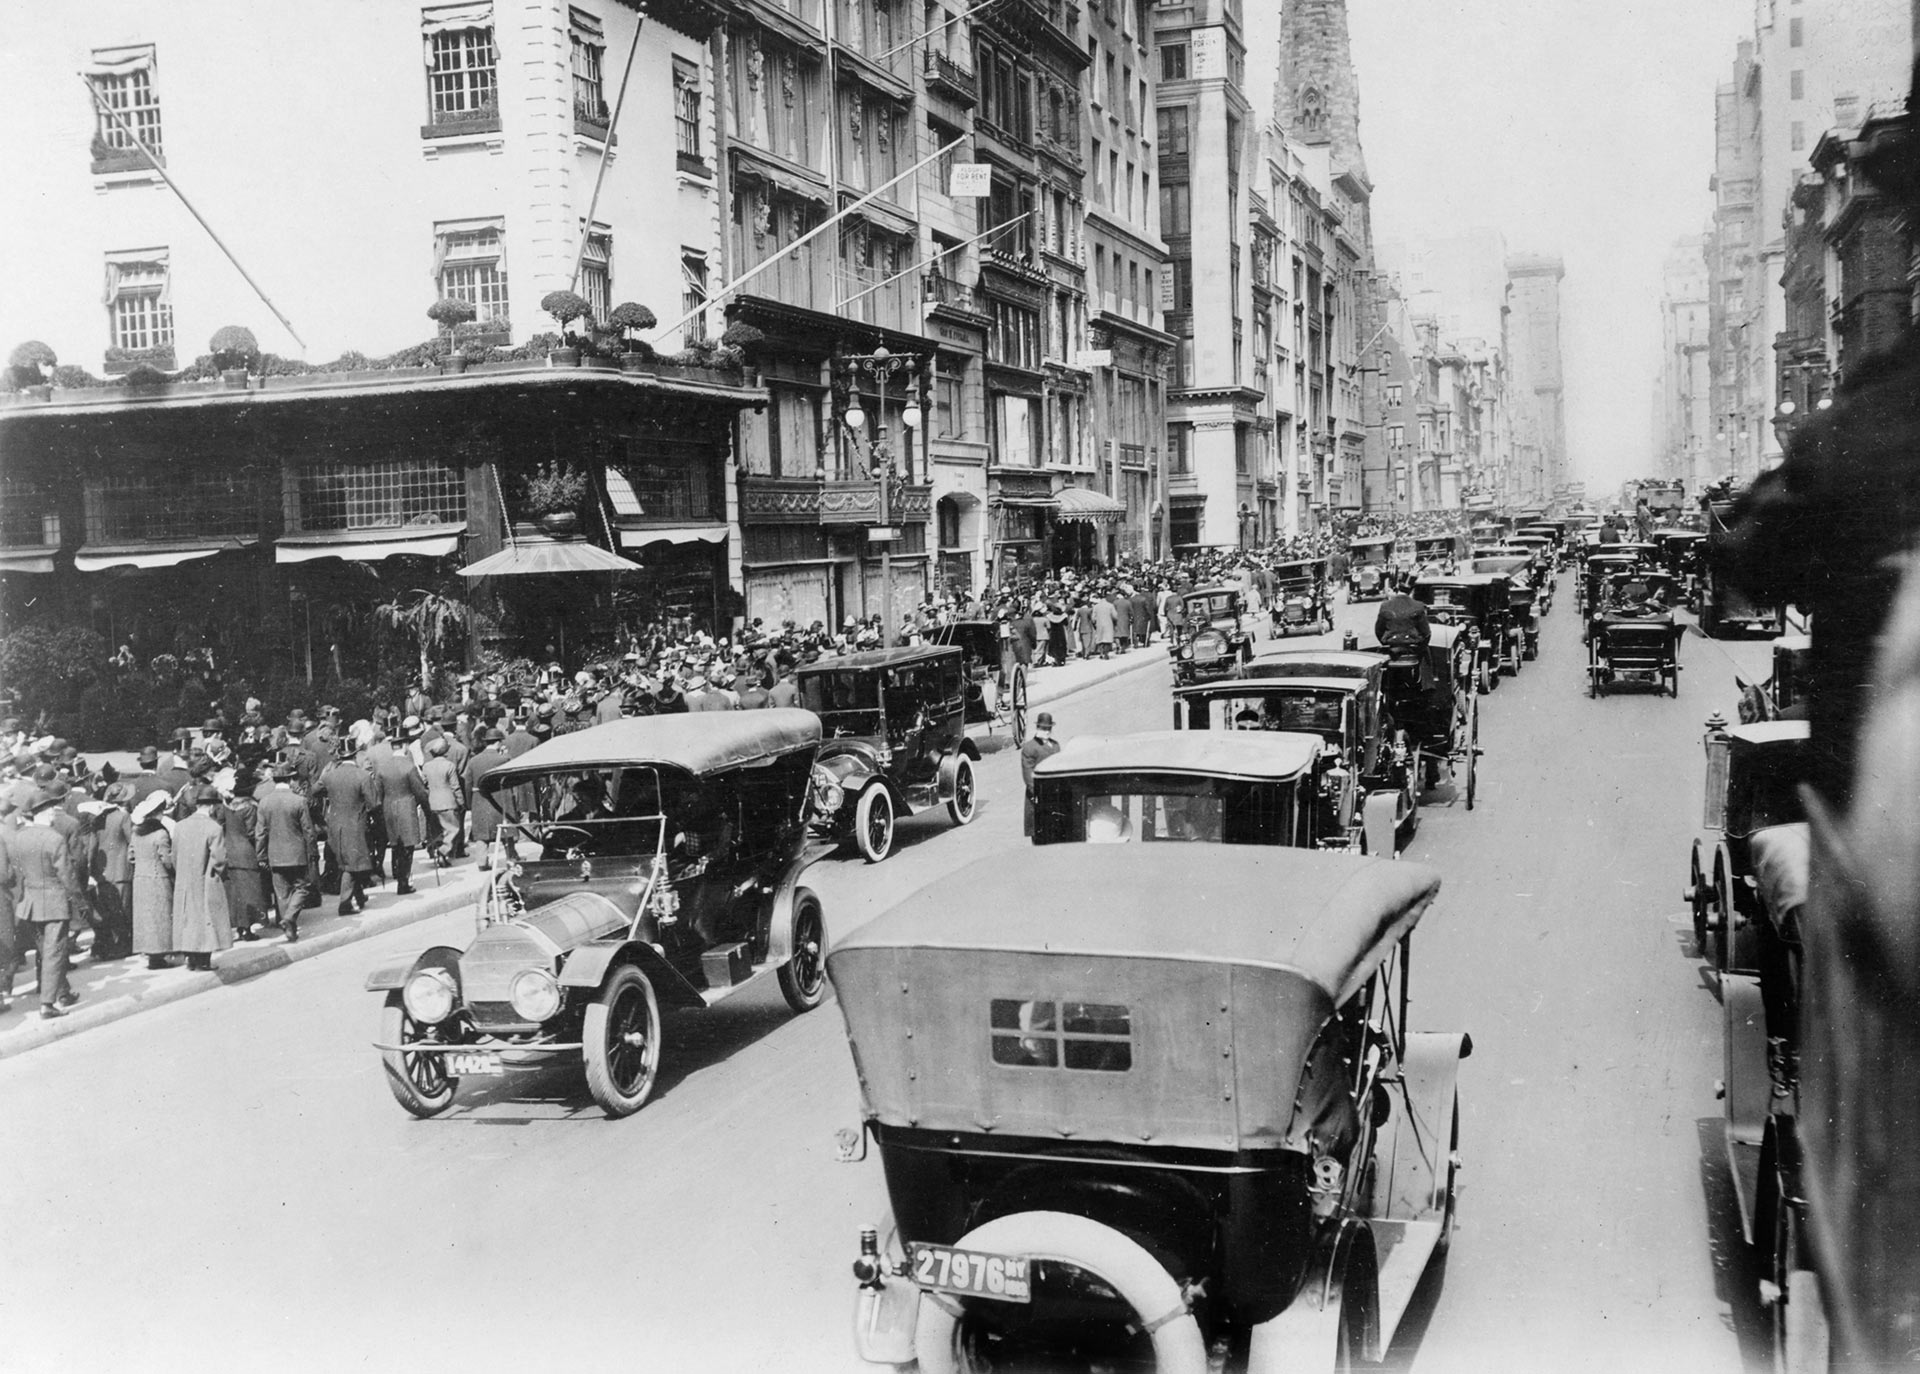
[
  {"x1": 1708, "y1": 39, "x2": 1765, "y2": 485},
  {"x1": 1082, "y1": 0, "x2": 1173, "y2": 561},
  {"x1": 0, "y1": 0, "x2": 757, "y2": 676},
  {"x1": 1504, "y1": 253, "x2": 1566, "y2": 506},
  {"x1": 1152, "y1": 0, "x2": 1258, "y2": 552},
  {"x1": 1656, "y1": 235, "x2": 1713, "y2": 491}
]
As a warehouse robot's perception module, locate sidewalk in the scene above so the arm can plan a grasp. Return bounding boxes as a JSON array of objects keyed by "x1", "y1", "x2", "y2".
[
  {"x1": 0, "y1": 859, "x2": 489, "y2": 1061},
  {"x1": 0, "y1": 647, "x2": 1170, "y2": 1061}
]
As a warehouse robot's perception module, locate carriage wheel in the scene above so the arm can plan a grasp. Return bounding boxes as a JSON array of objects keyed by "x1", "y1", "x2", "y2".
[
  {"x1": 1010, "y1": 665, "x2": 1029, "y2": 744},
  {"x1": 1666, "y1": 662, "x2": 1680, "y2": 697},
  {"x1": 1713, "y1": 862, "x2": 1740, "y2": 973},
  {"x1": 1688, "y1": 849, "x2": 1711, "y2": 957}
]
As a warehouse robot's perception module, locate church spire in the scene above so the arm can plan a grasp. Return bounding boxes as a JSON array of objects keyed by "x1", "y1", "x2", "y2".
[{"x1": 1274, "y1": 0, "x2": 1369, "y2": 185}]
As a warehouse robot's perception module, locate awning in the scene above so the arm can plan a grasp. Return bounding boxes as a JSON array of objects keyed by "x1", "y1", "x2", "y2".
[
  {"x1": 75, "y1": 540, "x2": 255, "y2": 572},
  {"x1": 618, "y1": 524, "x2": 729, "y2": 548},
  {"x1": 1055, "y1": 486, "x2": 1127, "y2": 524},
  {"x1": 730, "y1": 147, "x2": 831, "y2": 206},
  {"x1": 995, "y1": 496, "x2": 1060, "y2": 510},
  {"x1": 0, "y1": 549, "x2": 56, "y2": 574},
  {"x1": 460, "y1": 540, "x2": 640, "y2": 577},
  {"x1": 276, "y1": 523, "x2": 466, "y2": 564}
]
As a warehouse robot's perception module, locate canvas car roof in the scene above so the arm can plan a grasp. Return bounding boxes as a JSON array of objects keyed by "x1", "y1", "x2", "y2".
[
  {"x1": 1178, "y1": 675, "x2": 1364, "y2": 695},
  {"x1": 1728, "y1": 720, "x2": 1811, "y2": 747},
  {"x1": 1038, "y1": 729, "x2": 1323, "y2": 782},
  {"x1": 796, "y1": 645, "x2": 961, "y2": 673},
  {"x1": 483, "y1": 708, "x2": 821, "y2": 782},
  {"x1": 1247, "y1": 647, "x2": 1385, "y2": 675},
  {"x1": 831, "y1": 846, "x2": 1441, "y2": 1006}
]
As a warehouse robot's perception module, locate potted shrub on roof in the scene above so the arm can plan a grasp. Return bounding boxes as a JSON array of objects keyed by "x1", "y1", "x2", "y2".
[
  {"x1": 522, "y1": 459, "x2": 591, "y2": 538},
  {"x1": 539, "y1": 290, "x2": 592, "y2": 366},
  {"x1": 209, "y1": 326, "x2": 259, "y2": 388},
  {"x1": 607, "y1": 301, "x2": 657, "y2": 372},
  {"x1": 427, "y1": 297, "x2": 478, "y2": 374},
  {"x1": 8, "y1": 341, "x2": 56, "y2": 397}
]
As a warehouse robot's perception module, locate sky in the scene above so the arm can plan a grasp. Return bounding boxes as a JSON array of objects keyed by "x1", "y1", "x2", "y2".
[{"x1": 1245, "y1": 0, "x2": 1756, "y2": 494}]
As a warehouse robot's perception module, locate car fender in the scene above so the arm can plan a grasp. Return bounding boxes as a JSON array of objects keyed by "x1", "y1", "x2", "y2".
[
  {"x1": 764, "y1": 855, "x2": 822, "y2": 968},
  {"x1": 1370, "y1": 1031, "x2": 1471, "y2": 1227},
  {"x1": 365, "y1": 944, "x2": 464, "y2": 994},
  {"x1": 935, "y1": 743, "x2": 980, "y2": 803},
  {"x1": 558, "y1": 937, "x2": 706, "y2": 1011},
  {"x1": 1362, "y1": 791, "x2": 1400, "y2": 858},
  {"x1": 1247, "y1": 1218, "x2": 1380, "y2": 1371}
]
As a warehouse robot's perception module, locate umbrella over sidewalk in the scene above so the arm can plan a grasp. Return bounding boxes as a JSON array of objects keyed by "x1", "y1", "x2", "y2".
[{"x1": 458, "y1": 539, "x2": 640, "y2": 576}]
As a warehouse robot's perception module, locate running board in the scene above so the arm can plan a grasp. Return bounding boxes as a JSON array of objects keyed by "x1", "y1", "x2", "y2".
[
  {"x1": 1366, "y1": 1218, "x2": 1444, "y2": 1352},
  {"x1": 699, "y1": 960, "x2": 777, "y2": 1008}
]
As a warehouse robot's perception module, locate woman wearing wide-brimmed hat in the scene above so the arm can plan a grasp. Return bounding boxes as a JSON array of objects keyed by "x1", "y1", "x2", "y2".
[
  {"x1": 170, "y1": 784, "x2": 233, "y2": 971},
  {"x1": 129, "y1": 791, "x2": 176, "y2": 969}
]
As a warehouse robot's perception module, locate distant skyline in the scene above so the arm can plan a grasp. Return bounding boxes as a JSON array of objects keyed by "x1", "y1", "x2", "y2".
[{"x1": 1248, "y1": 0, "x2": 1754, "y2": 494}]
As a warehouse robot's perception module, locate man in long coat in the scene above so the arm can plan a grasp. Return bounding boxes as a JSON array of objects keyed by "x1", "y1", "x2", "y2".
[
  {"x1": 0, "y1": 799, "x2": 20, "y2": 1011},
  {"x1": 16, "y1": 789, "x2": 79, "y2": 1017},
  {"x1": 464, "y1": 729, "x2": 511, "y2": 867},
  {"x1": 91, "y1": 784, "x2": 134, "y2": 960},
  {"x1": 1018, "y1": 711, "x2": 1062, "y2": 838},
  {"x1": 317, "y1": 747, "x2": 380, "y2": 915},
  {"x1": 254, "y1": 763, "x2": 314, "y2": 940},
  {"x1": 170, "y1": 784, "x2": 232, "y2": 971},
  {"x1": 1129, "y1": 587, "x2": 1154, "y2": 647},
  {"x1": 374, "y1": 734, "x2": 428, "y2": 895},
  {"x1": 1089, "y1": 595, "x2": 1118, "y2": 660}
]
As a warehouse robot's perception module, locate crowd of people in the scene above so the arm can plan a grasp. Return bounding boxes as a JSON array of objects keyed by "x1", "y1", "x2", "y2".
[{"x1": 0, "y1": 521, "x2": 1489, "y2": 1022}]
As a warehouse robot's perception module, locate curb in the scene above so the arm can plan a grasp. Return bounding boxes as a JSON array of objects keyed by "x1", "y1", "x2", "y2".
[{"x1": 0, "y1": 873, "x2": 487, "y2": 1062}]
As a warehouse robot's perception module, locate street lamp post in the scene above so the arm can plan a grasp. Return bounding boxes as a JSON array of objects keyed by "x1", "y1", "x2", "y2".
[{"x1": 840, "y1": 346, "x2": 925, "y2": 647}]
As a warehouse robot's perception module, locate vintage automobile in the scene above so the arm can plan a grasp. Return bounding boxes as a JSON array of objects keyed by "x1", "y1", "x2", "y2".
[
  {"x1": 1515, "y1": 522, "x2": 1564, "y2": 567},
  {"x1": 798, "y1": 645, "x2": 981, "y2": 863},
  {"x1": 1362, "y1": 625, "x2": 1481, "y2": 809},
  {"x1": 1576, "y1": 552, "x2": 1642, "y2": 616},
  {"x1": 1735, "y1": 634, "x2": 1812, "y2": 724},
  {"x1": 1411, "y1": 532, "x2": 1465, "y2": 573},
  {"x1": 1030, "y1": 730, "x2": 1339, "y2": 848},
  {"x1": 1686, "y1": 716, "x2": 1809, "y2": 973},
  {"x1": 1652, "y1": 528, "x2": 1709, "y2": 608},
  {"x1": 1699, "y1": 500, "x2": 1788, "y2": 640},
  {"x1": 1174, "y1": 660, "x2": 1417, "y2": 855},
  {"x1": 931, "y1": 618, "x2": 1029, "y2": 744},
  {"x1": 1414, "y1": 572, "x2": 1517, "y2": 688},
  {"x1": 1268, "y1": 557, "x2": 1334, "y2": 637},
  {"x1": 833, "y1": 845, "x2": 1469, "y2": 1374},
  {"x1": 1345, "y1": 536, "x2": 1397, "y2": 601},
  {"x1": 1471, "y1": 552, "x2": 1550, "y2": 635},
  {"x1": 1171, "y1": 584, "x2": 1257, "y2": 686},
  {"x1": 1586, "y1": 573, "x2": 1685, "y2": 698},
  {"x1": 365, "y1": 711, "x2": 830, "y2": 1119}
]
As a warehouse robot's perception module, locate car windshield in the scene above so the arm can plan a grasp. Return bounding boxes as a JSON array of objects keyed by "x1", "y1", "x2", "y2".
[
  {"x1": 799, "y1": 671, "x2": 885, "y2": 738},
  {"x1": 496, "y1": 766, "x2": 671, "y2": 856},
  {"x1": 1033, "y1": 771, "x2": 1294, "y2": 846},
  {"x1": 1189, "y1": 689, "x2": 1347, "y2": 743},
  {"x1": 1421, "y1": 585, "x2": 1478, "y2": 612},
  {"x1": 1188, "y1": 592, "x2": 1237, "y2": 619}
]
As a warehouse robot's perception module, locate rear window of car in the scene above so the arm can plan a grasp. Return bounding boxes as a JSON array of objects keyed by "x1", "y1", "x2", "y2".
[{"x1": 990, "y1": 999, "x2": 1132, "y2": 1072}]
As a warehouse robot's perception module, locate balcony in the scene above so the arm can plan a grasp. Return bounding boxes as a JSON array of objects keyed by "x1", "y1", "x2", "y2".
[
  {"x1": 818, "y1": 478, "x2": 932, "y2": 524},
  {"x1": 923, "y1": 49, "x2": 976, "y2": 105}
]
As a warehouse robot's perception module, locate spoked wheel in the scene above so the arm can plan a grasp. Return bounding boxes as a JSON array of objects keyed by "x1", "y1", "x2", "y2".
[
  {"x1": 1010, "y1": 664, "x2": 1029, "y2": 744},
  {"x1": 1713, "y1": 864, "x2": 1740, "y2": 973},
  {"x1": 776, "y1": 887, "x2": 829, "y2": 1013},
  {"x1": 854, "y1": 785, "x2": 896, "y2": 864},
  {"x1": 1477, "y1": 659, "x2": 1494, "y2": 695},
  {"x1": 379, "y1": 992, "x2": 458, "y2": 1118},
  {"x1": 1436, "y1": 1095, "x2": 1462, "y2": 1254},
  {"x1": 582, "y1": 964, "x2": 662, "y2": 1118},
  {"x1": 1666, "y1": 662, "x2": 1680, "y2": 697},
  {"x1": 946, "y1": 754, "x2": 977, "y2": 826},
  {"x1": 1688, "y1": 849, "x2": 1712, "y2": 957}
]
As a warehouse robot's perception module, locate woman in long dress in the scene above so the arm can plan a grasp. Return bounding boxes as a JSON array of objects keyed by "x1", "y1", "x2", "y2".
[
  {"x1": 219, "y1": 774, "x2": 269, "y2": 939},
  {"x1": 129, "y1": 793, "x2": 175, "y2": 971},
  {"x1": 170, "y1": 785, "x2": 232, "y2": 972}
]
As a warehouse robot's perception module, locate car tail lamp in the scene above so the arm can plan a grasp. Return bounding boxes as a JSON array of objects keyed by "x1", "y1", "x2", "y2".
[
  {"x1": 403, "y1": 968, "x2": 458, "y2": 1024},
  {"x1": 508, "y1": 968, "x2": 562, "y2": 1023}
]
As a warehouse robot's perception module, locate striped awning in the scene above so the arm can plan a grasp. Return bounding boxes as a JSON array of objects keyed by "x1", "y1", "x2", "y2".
[
  {"x1": 1055, "y1": 486, "x2": 1127, "y2": 524},
  {"x1": 460, "y1": 539, "x2": 640, "y2": 576},
  {"x1": 75, "y1": 539, "x2": 256, "y2": 572},
  {"x1": 0, "y1": 549, "x2": 56, "y2": 574},
  {"x1": 618, "y1": 524, "x2": 729, "y2": 548},
  {"x1": 276, "y1": 523, "x2": 465, "y2": 563}
]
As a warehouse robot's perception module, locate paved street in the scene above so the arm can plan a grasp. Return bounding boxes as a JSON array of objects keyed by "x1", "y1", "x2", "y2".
[{"x1": 0, "y1": 589, "x2": 1779, "y2": 1373}]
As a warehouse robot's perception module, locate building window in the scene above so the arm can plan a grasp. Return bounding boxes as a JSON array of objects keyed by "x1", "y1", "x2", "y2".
[
  {"x1": 1168, "y1": 424, "x2": 1191, "y2": 474},
  {"x1": 936, "y1": 355, "x2": 966, "y2": 438},
  {"x1": 1789, "y1": 69, "x2": 1804, "y2": 100},
  {"x1": 1161, "y1": 43, "x2": 1187, "y2": 81},
  {"x1": 295, "y1": 460, "x2": 468, "y2": 532},
  {"x1": 1386, "y1": 384, "x2": 1402, "y2": 406},
  {"x1": 104, "y1": 251, "x2": 173, "y2": 355},
  {"x1": 570, "y1": 8, "x2": 608, "y2": 126},
  {"x1": 1171, "y1": 255, "x2": 1192, "y2": 310},
  {"x1": 681, "y1": 250, "x2": 709, "y2": 342},
  {"x1": 981, "y1": 175, "x2": 1034, "y2": 262},
  {"x1": 579, "y1": 225, "x2": 612, "y2": 322},
  {"x1": 1160, "y1": 181, "x2": 1191, "y2": 236},
  {"x1": 1790, "y1": 121, "x2": 1805, "y2": 152},
  {"x1": 730, "y1": 34, "x2": 822, "y2": 165},
  {"x1": 89, "y1": 470, "x2": 257, "y2": 545},
  {"x1": 424, "y1": 8, "x2": 499, "y2": 129},
  {"x1": 988, "y1": 300, "x2": 1041, "y2": 369},
  {"x1": 1788, "y1": 16, "x2": 1802, "y2": 46},
  {"x1": 87, "y1": 47, "x2": 163, "y2": 168},
  {"x1": 435, "y1": 219, "x2": 509, "y2": 326},
  {"x1": 1156, "y1": 105, "x2": 1188, "y2": 157},
  {"x1": 672, "y1": 57, "x2": 702, "y2": 159}
]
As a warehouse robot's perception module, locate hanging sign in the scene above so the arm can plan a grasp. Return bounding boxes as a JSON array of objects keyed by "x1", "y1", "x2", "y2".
[{"x1": 949, "y1": 163, "x2": 993, "y2": 197}]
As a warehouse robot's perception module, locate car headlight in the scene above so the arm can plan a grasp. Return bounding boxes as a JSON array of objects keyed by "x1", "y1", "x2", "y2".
[
  {"x1": 509, "y1": 968, "x2": 563, "y2": 1023},
  {"x1": 403, "y1": 968, "x2": 457, "y2": 1024}
]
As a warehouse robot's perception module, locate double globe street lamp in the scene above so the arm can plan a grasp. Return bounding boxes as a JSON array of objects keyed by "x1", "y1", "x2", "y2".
[{"x1": 839, "y1": 346, "x2": 926, "y2": 648}]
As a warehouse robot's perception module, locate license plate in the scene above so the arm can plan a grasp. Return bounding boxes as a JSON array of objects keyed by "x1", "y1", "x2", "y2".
[
  {"x1": 448, "y1": 1051, "x2": 503, "y2": 1076},
  {"x1": 908, "y1": 1243, "x2": 1032, "y2": 1304}
]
